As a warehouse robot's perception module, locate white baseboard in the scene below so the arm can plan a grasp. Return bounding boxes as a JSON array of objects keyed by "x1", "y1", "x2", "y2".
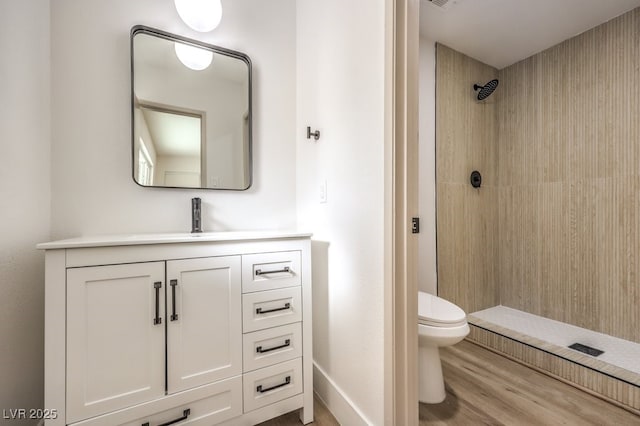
[{"x1": 313, "y1": 362, "x2": 372, "y2": 425}]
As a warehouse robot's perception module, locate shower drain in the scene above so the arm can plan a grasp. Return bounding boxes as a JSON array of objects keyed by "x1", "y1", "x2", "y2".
[{"x1": 569, "y1": 342, "x2": 604, "y2": 357}]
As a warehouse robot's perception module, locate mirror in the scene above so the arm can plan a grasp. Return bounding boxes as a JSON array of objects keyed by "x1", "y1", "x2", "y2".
[{"x1": 131, "y1": 26, "x2": 252, "y2": 190}]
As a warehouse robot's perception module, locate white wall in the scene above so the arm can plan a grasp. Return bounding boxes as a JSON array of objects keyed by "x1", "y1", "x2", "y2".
[
  {"x1": 418, "y1": 37, "x2": 438, "y2": 295},
  {"x1": 155, "y1": 155, "x2": 200, "y2": 186},
  {"x1": 50, "y1": 0, "x2": 297, "y2": 238},
  {"x1": 296, "y1": 0, "x2": 387, "y2": 424},
  {"x1": 0, "y1": 0, "x2": 50, "y2": 419}
]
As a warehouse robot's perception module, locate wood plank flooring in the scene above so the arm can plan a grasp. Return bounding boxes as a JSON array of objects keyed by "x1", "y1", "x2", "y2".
[
  {"x1": 420, "y1": 340, "x2": 640, "y2": 425},
  {"x1": 257, "y1": 396, "x2": 339, "y2": 426},
  {"x1": 263, "y1": 340, "x2": 639, "y2": 425}
]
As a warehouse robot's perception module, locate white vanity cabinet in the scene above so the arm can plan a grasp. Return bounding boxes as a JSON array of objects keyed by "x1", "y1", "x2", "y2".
[{"x1": 40, "y1": 232, "x2": 313, "y2": 426}]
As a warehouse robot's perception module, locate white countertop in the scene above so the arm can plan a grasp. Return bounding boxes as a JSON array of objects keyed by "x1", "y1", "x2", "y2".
[{"x1": 37, "y1": 230, "x2": 313, "y2": 250}]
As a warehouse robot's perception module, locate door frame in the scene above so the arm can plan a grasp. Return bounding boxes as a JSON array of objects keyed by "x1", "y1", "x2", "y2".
[{"x1": 385, "y1": 0, "x2": 420, "y2": 424}]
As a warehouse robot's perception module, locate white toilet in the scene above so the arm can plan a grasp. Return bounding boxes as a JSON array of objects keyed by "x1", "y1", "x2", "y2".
[{"x1": 418, "y1": 291, "x2": 469, "y2": 404}]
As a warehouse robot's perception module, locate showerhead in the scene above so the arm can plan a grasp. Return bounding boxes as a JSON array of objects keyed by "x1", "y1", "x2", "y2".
[{"x1": 473, "y1": 79, "x2": 499, "y2": 101}]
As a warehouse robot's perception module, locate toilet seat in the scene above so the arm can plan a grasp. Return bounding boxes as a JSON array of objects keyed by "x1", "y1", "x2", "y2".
[{"x1": 418, "y1": 292, "x2": 467, "y2": 328}]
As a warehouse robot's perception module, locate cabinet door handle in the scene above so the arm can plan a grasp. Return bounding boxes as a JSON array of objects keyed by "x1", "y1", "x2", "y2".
[
  {"x1": 170, "y1": 279, "x2": 178, "y2": 321},
  {"x1": 153, "y1": 282, "x2": 162, "y2": 325},
  {"x1": 256, "y1": 339, "x2": 291, "y2": 354},
  {"x1": 257, "y1": 376, "x2": 291, "y2": 393},
  {"x1": 255, "y1": 266, "x2": 290, "y2": 276},
  {"x1": 256, "y1": 302, "x2": 291, "y2": 315},
  {"x1": 142, "y1": 408, "x2": 191, "y2": 426}
]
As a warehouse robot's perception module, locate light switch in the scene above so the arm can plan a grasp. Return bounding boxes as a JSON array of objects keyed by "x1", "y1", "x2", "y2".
[{"x1": 319, "y1": 180, "x2": 327, "y2": 203}]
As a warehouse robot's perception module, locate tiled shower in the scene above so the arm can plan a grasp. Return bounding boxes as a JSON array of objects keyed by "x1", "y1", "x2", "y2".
[{"x1": 435, "y1": 7, "x2": 640, "y2": 412}]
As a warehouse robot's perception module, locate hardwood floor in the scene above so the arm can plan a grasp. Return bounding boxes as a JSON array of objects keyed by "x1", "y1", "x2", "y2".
[{"x1": 420, "y1": 340, "x2": 640, "y2": 425}]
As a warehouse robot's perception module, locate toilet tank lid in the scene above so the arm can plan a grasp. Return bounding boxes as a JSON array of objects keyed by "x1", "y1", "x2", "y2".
[{"x1": 418, "y1": 292, "x2": 467, "y2": 324}]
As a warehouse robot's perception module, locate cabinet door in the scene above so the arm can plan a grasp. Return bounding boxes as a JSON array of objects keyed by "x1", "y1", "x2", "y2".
[
  {"x1": 167, "y1": 256, "x2": 242, "y2": 394},
  {"x1": 67, "y1": 262, "x2": 166, "y2": 424}
]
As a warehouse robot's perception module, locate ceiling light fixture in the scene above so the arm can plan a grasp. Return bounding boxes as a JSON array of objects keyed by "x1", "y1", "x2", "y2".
[
  {"x1": 174, "y1": 0, "x2": 223, "y2": 32},
  {"x1": 174, "y1": 42, "x2": 213, "y2": 71}
]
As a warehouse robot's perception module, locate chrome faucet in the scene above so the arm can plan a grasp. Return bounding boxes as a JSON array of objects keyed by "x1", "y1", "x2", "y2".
[{"x1": 191, "y1": 197, "x2": 202, "y2": 233}]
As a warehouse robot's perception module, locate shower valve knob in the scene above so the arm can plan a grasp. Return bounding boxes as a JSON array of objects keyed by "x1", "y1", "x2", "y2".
[{"x1": 470, "y1": 170, "x2": 482, "y2": 188}]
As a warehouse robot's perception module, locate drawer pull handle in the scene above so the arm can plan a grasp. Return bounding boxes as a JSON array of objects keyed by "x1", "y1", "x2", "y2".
[
  {"x1": 256, "y1": 339, "x2": 291, "y2": 354},
  {"x1": 256, "y1": 302, "x2": 291, "y2": 315},
  {"x1": 153, "y1": 282, "x2": 162, "y2": 325},
  {"x1": 170, "y1": 279, "x2": 178, "y2": 321},
  {"x1": 255, "y1": 266, "x2": 290, "y2": 276},
  {"x1": 142, "y1": 408, "x2": 190, "y2": 426},
  {"x1": 257, "y1": 376, "x2": 291, "y2": 393}
]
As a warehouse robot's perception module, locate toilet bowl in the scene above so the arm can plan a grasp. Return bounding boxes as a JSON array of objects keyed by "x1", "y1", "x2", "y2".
[{"x1": 418, "y1": 291, "x2": 469, "y2": 404}]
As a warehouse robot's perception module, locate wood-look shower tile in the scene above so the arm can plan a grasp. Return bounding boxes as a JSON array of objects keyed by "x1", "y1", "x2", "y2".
[
  {"x1": 568, "y1": 179, "x2": 602, "y2": 331},
  {"x1": 536, "y1": 182, "x2": 571, "y2": 321},
  {"x1": 475, "y1": 185, "x2": 499, "y2": 309},
  {"x1": 435, "y1": 44, "x2": 498, "y2": 187},
  {"x1": 498, "y1": 184, "x2": 541, "y2": 311},
  {"x1": 594, "y1": 176, "x2": 640, "y2": 342},
  {"x1": 568, "y1": 28, "x2": 603, "y2": 180},
  {"x1": 436, "y1": 183, "x2": 499, "y2": 313},
  {"x1": 495, "y1": 8, "x2": 640, "y2": 343},
  {"x1": 566, "y1": 10, "x2": 640, "y2": 181},
  {"x1": 496, "y1": 63, "x2": 543, "y2": 187},
  {"x1": 437, "y1": 183, "x2": 468, "y2": 310}
]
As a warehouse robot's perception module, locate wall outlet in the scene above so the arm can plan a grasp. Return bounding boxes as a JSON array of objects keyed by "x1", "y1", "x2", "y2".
[{"x1": 319, "y1": 179, "x2": 327, "y2": 203}]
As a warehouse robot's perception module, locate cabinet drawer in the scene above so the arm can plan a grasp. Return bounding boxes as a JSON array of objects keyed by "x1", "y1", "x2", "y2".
[
  {"x1": 242, "y1": 251, "x2": 301, "y2": 293},
  {"x1": 243, "y1": 323, "x2": 302, "y2": 372},
  {"x1": 242, "y1": 287, "x2": 302, "y2": 333},
  {"x1": 72, "y1": 377, "x2": 242, "y2": 426},
  {"x1": 125, "y1": 377, "x2": 241, "y2": 426},
  {"x1": 243, "y1": 358, "x2": 302, "y2": 413}
]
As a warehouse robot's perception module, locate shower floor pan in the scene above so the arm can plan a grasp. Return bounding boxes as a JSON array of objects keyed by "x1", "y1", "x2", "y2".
[{"x1": 469, "y1": 306, "x2": 640, "y2": 386}]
